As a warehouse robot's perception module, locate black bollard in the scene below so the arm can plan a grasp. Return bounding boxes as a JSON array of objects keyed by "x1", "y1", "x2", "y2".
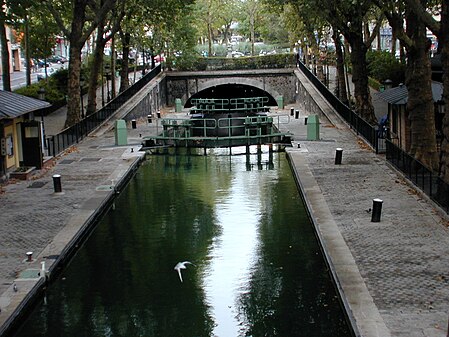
[
  {"x1": 371, "y1": 198, "x2": 383, "y2": 222},
  {"x1": 147, "y1": 114, "x2": 152, "y2": 124},
  {"x1": 295, "y1": 110, "x2": 299, "y2": 119},
  {"x1": 131, "y1": 119, "x2": 137, "y2": 129},
  {"x1": 304, "y1": 117, "x2": 308, "y2": 125},
  {"x1": 335, "y1": 148, "x2": 343, "y2": 165},
  {"x1": 53, "y1": 174, "x2": 62, "y2": 193},
  {"x1": 157, "y1": 111, "x2": 161, "y2": 118},
  {"x1": 290, "y1": 108, "x2": 294, "y2": 116}
]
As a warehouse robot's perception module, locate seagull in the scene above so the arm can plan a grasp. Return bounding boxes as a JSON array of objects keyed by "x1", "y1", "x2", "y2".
[{"x1": 174, "y1": 261, "x2": 195, "y2": 282}]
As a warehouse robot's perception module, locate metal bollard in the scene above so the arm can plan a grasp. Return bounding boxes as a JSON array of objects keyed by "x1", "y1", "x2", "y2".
[
  {"x1": 53, "y1": 174, "x2": 62, "y2": 193},
  {"x1": 131, "y1": 119, "x2": 137, "y2": 129},
  {"x1": 157, "y1": 111, "x2": 161, "y2": 118},
  {"x1": 304, "y1": 117, "x2": 308, "y2": 125},
  {"x1": 371, "y1": 198, "x2": 383, "y2": 222},
  {"x1": 335, "y1": 148, "x2": 343, "y2": 165},
  {"x1": 147, "y1": 114, "x2": 152, "y2": 124},
  {"x1": 295, "y1": 110, "x2": 299, "y2": 119},
  {"x1": 290, "y1": 108, "x2": 294, "y2": 116},
  {"x1": 26, "y1": 251, "x2": 33, "y2": 262}
]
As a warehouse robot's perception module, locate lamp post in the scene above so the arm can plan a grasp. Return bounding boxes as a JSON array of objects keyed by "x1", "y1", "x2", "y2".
[
  {"x1": 80, "y1": 77, "x2": 85, "y2": 119},
  {"x1": 104, "y1": 64, "x2": 111, "y2": 102},
  {"x1": 37, "y1": 87, "x2": 46, "y2": 150}
]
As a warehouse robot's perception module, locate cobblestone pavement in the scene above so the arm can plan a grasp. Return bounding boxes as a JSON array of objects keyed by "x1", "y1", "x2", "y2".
[
  {"x1": 279, "y1": 74, "x2": 449, "y2": 335},
  {"x1": 1, "y1": 74, "x2": 449, "y2": 336}
]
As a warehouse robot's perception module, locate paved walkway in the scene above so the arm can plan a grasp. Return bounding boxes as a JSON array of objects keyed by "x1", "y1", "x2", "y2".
[{"x1": 0, "y1": 69, "x2": 448, "y2": 337}]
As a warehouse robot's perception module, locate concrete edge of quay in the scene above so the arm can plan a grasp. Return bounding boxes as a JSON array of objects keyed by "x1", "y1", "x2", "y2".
[
  {"x1": 286, "y1": 149, "x2": 391, "y2": 337},
  {"x1": 0, "y1": 151, "x2": 146, "y2": 337}
]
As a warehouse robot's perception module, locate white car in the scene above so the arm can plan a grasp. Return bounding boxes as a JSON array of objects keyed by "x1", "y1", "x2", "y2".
[
  {"x1": 231, "y1": 51, "x2": 245, "y2": 58},
  {"x1": 36, "y1": 67, "x2": 57, "y2": 81}
]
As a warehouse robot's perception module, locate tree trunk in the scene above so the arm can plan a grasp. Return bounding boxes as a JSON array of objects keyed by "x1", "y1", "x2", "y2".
[
  {"x1": 66, "y1": 44, "x2": 83, "y2": 127},
  {"x1": 250, "y1": 15, "x2": 255, "y2": 56},
  {"x1": 87, "y1": 25, "x2": 106, "y2": 115},
  {"x1": 64, "y1": 0, "x2": 90, "y2": 127},
  {"x1": 207, "y1": 23, "x2": 213, "y2": 56},
  {"x1": 0, "y1": 5, "x2": 11, "y2": 92},
  {"x1": 119, "y1": 31, "x2": 130, "y2": 93},
  {"x1": 25, "y1": 16, "x2": 31, "y2": 86},
  {"x1": 111, "y1": 37, "x2": 116, "y2": 99},
  {"x1": 347, "y1": 31, "x2": 377, "y2": 124},
  {"x1": 333, "y1": 31, "x2": 348, "y2": 105},
  {"x1": 405, "y1": 7, "x2": 438, "y2": 170},
  {"x1": 438, "y1": 1, "x2": 449, "y2": 180}
]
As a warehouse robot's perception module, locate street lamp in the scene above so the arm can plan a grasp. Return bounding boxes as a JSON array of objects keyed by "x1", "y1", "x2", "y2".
[
  {"x1": 104, "y1": 64, "x2": 111, "y2": 102},
  {"x1": 80, "y1": 77, "x2": 85, "y2": 119},
  {"x1": 37, "y1": 87, "x2": 46, "y2": 150},
  {"x1": 38, "y1": 87, "x2": 46, "y2": 100}
]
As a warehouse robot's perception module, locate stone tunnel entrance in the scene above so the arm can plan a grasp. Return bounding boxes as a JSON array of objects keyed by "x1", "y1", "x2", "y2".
[{"x1": 185, "y1": 83, "x2": 277, "y2": 108}]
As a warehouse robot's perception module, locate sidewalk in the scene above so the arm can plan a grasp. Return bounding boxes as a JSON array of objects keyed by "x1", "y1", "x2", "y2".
[{"x1": 0, "y1": 70, "x2": 448, "y2": 337}]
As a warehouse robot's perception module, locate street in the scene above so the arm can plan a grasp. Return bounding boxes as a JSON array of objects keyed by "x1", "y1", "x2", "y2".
[{"x1": 0, "y1": 63, "x2": 66, "y2": 91}]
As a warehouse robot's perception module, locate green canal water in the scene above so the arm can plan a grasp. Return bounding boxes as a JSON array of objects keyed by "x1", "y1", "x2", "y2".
[{"x1": 13, "y1": 147, "x2": 353, "y2": 337}]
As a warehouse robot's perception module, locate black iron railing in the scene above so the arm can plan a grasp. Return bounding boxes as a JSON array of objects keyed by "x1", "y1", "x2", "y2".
[
  {"x1": 298, "y1": 61, "x2": 385, "y2": 154},
  {"x1": 46, "y1": 65, "x2": 162, "y2": 157},
  {"x1": 386, "y1": 140, "x2": 449, "y2": 213}
]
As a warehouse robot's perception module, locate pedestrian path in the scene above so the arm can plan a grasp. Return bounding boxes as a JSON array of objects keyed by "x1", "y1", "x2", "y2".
[
  {"x1": 0, "y1": 69, "x2": 448, "y2": 337},
  {"x1": 283, "y1": 70, "x2": 449, "y2": 337}
]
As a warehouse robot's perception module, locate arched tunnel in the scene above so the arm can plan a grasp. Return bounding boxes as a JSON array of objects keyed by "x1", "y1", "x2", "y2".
[{"x1": 185, "y1": 83, "x2": 277, "y2": 108}]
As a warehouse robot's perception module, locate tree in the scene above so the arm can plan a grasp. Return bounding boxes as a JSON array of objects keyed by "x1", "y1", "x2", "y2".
[
  {"x1": 403, "y1": 0, "x2": 449, "y2": 179},
  {"x1": 1, "y1": 0, "x2": 11, "y2": 91},
  {"x1": 44, "y1": 0, "x2": 119, "y2": 127},
  {"x1": 237, "y1": 0, "x2": 264, "y2": 55},
  {"x1": 86, "y1": 1, "x2": 124, "y2": 115},
  {"x1": 265, "y1": 0, "x2": 379, "y2": 123},
  {"x1": 193, "y1": 0, "x2": 225, "y2": 55},
  {"x1": 375, "y1": 0, "x2": 438, "y2": 170}
]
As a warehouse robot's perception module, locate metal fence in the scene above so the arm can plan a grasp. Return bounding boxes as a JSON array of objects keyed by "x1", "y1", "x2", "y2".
[
  {"x1": 386, "y1": 140, "x2": 449, "y2": 213},
  {"x1": 298, "y1": 62, "x2": 449, "y2": 212},
  {"x1": 297, "y1": 61, "x2": 385, "y2": 154},
  {"x1": 46, "y1": 65, "x2": 162, "y2": 157}
]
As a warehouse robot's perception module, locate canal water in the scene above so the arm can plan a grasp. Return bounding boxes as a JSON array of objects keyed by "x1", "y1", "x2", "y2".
[{"x1": 13, "y1": 147, "x2": 353, "y2": 337}]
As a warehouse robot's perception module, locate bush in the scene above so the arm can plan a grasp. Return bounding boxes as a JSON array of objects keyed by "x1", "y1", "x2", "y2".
[
  {"x1": 176, "y1": 53, "x2": 296, "y2": 71},
  {"x1": 366, "y1": 50, "x2": 405, "y2": 86},
  {"x1": 14, "y1": 81, "x2": 65, "y2": 104}
]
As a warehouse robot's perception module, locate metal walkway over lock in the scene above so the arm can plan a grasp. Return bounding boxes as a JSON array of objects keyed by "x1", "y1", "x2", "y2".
[
  {"x1": 143, "y1": 97, "x2": 292, "y2": 149},
  {"x1": 189, "y1": 97, "x2": 270, "y2": 114},
  {"x1": 143, "y1": 115, "x2": 292, "y2": 149}
]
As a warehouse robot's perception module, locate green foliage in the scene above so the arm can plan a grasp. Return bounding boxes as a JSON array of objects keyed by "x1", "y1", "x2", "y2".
[
  {"x1": 14, "y1": 80, "x2": 65, "y2": 104},
  {"x1": 175, "y1": 53, "x2": 296, "y2": 71},
  {"x1": 14, "y1": 67, "x2": 67, "y2": 104},
  {"x1": 366, "y1": 50, "x2": 405, "y2": 86}
]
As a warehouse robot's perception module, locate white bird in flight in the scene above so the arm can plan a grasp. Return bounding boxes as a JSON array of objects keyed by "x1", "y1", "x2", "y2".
[{"x1": 174, "y1": 261, "x2": 195, "y2": 282}]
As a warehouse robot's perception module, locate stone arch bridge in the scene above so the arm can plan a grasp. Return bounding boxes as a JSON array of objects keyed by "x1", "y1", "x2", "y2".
[{"x1": 165, "y1": 69, "x2": 298, "y2": 108}]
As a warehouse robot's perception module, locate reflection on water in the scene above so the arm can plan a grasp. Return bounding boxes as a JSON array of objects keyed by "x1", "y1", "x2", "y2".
[{"x1": 13, "y1": 147, "x2": 353, "y2": 337}]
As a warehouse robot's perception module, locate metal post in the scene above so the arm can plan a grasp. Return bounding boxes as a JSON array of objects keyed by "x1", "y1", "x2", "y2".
[
  {"x1": 53, "y1": 174, "x2": 62, "y2": 193},
  {"x1": 371, "y1": 198, "x2": 383, "y2": 222},
  {"x1": 290, "y1": 108, "x2": 294, "y2": 116},
  {"x1": 335, "y1": 148, "x2": 343, "y2": 165},
  {"x1": 295, "y1": 110, "x2": 299, "y2": 119},
  {"x1": 26, "y1": 251, "x2": 33, "y2": 262},
  {"x1": 147, "y1": 114, "x2": 152, "y2": 124},
  {"x1": 305, "y1": 117, "x2": 308, "y2": 125},
  {"x1": 132, "y1": 119, "x2": 137, "y2": 129}
]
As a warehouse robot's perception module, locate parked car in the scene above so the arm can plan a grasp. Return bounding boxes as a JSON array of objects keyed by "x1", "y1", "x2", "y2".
[
  {"x1": 231, "y1": 51, "x2": 245, "y2": 58},
  {"x1": 34, "y1": 59, "x2": 50, "y2": 68},
  {"x1": 47, "y1": 55, "x2": 67, "y2": 64},
  {"x1": 154, "y1": 54, "x2": 165, "y2": 63},
  {"x1": 36, "y1": 67, "x2": 57, "y2": 81}
]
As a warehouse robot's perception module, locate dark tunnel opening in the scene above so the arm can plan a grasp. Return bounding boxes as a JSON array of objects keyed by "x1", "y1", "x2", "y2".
[{"x1": 185, "y1": 83, "x2": 277, "y2": 108}]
